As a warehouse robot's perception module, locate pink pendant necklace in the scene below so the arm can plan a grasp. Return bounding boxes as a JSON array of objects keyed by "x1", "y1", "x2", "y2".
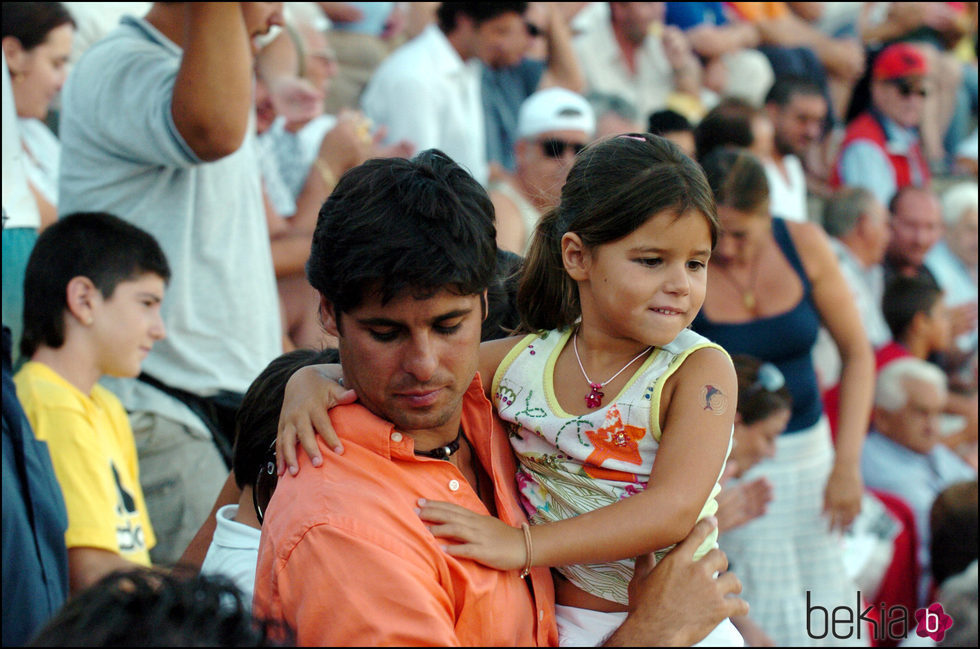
[{"x1": 573, "y1": 332, "x2": 653, "y2": 409}]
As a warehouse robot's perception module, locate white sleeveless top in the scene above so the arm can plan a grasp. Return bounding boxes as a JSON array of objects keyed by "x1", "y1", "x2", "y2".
[{"x1": 492, "y1": 327, "x2": 731, "y2": 604}]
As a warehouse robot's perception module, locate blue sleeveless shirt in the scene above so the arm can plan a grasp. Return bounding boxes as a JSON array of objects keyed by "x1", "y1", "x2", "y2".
[{"x1": 692, "y1": 218, "x2": 822, "y2": 433}]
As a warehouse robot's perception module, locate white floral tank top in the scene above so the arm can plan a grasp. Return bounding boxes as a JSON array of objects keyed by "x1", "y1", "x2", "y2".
[{"x1": 491, "y1": 327, "x2": 732, "y2": 605}]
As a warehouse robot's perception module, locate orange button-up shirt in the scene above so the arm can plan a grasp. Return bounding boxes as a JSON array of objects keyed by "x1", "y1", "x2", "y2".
[{"x1": 253, "y1": 374, "x2": 558, "y2": 646}]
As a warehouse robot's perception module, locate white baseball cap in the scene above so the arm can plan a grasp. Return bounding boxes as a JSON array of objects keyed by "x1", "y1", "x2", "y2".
[{"x1": 516, "y1": 87, "x2": 596, "y2": 140}]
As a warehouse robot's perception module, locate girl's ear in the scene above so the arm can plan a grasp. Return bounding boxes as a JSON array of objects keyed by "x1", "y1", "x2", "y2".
[
  {"x1": 561, "y1": 232, "x2": 591, "y2": 281},
  {"x1": 65, "y1": 276, "x2": 99, "y2": 326}
]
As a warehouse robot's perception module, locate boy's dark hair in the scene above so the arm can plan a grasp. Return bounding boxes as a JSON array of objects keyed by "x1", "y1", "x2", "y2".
[
  {"x1": 647, "y1": 109, "x2": 692, "y2": 137},
  {"x1": 436, "y1": 2, "x2": 527, "y2": 32},
  {"x1": 20, "y1": 212, "x2": 170, "y2": 359},
  {"x1": 882, "y1": 275, "x2": 943, "y2": 342},
  {"x1": 28, "y1": 568, "x2": 292, "y2": 646},
  {"x1": 764, "y1": 75, "x2": 824, "y2": 108},
  {"x1": 700, "y1": 147, "x2": 771, "y2": 215},
  {"x1": 732, "y1": 354, "x2": 793, "y2": 426},
  {"x1": 694, "y1": 97, "x2": 760, "y2": 161},
  {"x1": 306, "y1": 150, "x2": 497, "y2": 318},
  {"x1": 233, "y1": 348, "x2": 339, "y2": 491},
  {"x1": 1, "y1": 2, "x2": 75, "y2": 50},
  {"x1": 929, "y1": 480, "x2": 978, "y2": 586},
  {"x1": 519, "y1": 133, "x2": 718, "y2": 332}
]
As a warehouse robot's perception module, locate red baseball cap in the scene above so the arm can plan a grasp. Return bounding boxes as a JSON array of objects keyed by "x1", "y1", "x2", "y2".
[{"x1": 873, "y1": 43, "x2": 929, "y2": 80}]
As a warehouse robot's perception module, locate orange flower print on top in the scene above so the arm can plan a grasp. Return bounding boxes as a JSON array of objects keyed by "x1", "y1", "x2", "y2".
[{"x1": 583, "y1": 406, "x2": 646, "y2": 483}]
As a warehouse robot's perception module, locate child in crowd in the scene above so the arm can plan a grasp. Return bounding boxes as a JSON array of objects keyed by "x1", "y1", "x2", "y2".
[
  {"x1": 199, "y1": 347, "x2": 336, "y2": 605},
  {"x1": 720, "y1": 355, "x2": 793, "y2": 646},
  {"x1": 280, "y1": 135, "x2": 742, "y2": 646},
  {"x1": 14, "y1": 212, "x2": 168, "y2": 593}
]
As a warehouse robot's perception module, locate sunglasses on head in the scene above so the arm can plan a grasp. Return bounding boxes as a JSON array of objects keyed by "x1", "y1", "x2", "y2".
[
  {"x1": 252, "y1": 438, "x2": 278, "y2": 525},
  {"x1": 538, "y1": 138, "x2": 586, "y2": 159},
  {"x1": 892, "y1": 79, "x2": 928, "y2": 98}
]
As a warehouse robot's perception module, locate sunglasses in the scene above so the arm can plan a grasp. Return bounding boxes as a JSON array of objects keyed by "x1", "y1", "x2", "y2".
[
  {"x1": 892, "y1": 80, "x2": 928, "y2": 98},
  {"x1": 539, "y1": 138, "x2": 586, "y2": 159},
  {"x1": 252, "y1": 439, "x2": 278, "y2": 525}
]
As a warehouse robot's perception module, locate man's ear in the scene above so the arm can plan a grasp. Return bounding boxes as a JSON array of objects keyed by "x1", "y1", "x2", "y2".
[
  {"x1": 65, "y1": 276, "x2": 99, "y2": 326},
  {"x1": 319, "y1": 296, "x2": 340, "y2": 338},
  {"x1": 561, "y1": 232, "x2": 591, "y2": 281}
]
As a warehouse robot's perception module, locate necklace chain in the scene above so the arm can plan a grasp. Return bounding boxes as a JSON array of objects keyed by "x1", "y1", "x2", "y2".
[
  {"x1": 714, "y1": 254, "x2": 763, "y2": 313},
  {"x1": 573, "y1": 332, "x2": 652, "y2": 408}
]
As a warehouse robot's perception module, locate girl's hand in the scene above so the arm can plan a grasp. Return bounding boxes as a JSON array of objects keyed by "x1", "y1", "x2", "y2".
[
  {"x1": 416, "y1": 499, "x2": 527, "y2": 571},
  {"x1": 822, "y1": 461, "x2": 863, "y2": 533},
  {"x1": 276, "y1": 365, "x2": 357, "y2": 476}
]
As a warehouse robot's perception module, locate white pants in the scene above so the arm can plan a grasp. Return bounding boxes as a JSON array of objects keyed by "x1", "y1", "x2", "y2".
[{"x1": 556, "y1": 604, "x2": 744, "y2": 647}]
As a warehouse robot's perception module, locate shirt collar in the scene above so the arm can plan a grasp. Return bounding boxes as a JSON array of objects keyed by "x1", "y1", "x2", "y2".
[
  {"x1": 330, "y1": 373, "x2": 490, "y2": 462},
  {"x1": 872, "y1": 109, "x2": 919, "y2": 154},
  {"x1": 120, "y1": 15, "x2": 183, "y2": 57},
  {"x1": 420, "y1": 23, "x2": 468, "y2": 77}
]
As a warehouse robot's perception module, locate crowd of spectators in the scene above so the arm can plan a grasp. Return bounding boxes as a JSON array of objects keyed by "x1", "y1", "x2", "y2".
[{"x1": 2, "y1": 2, "x2": 977, "y2": 647}]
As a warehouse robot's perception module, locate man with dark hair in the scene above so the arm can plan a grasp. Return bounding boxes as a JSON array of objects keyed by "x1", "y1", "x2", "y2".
[
  {"x1": 253, "y1": 151, "x2": 748, "y2": 645},
  {"x1": 14, "y1": 212, "x2": 169, "y2": 594},
  {"x1": 361, "y1": 2, "x2": 529, "y2": 186},
  {"x1": 763, "y1": 76, "x2": 827, "y2": 222}
]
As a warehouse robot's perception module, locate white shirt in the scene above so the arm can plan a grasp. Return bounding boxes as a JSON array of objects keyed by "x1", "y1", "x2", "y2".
[
  {"x1": 361, "y1": 24, "x2": 487, "y2": 185},
  {"x1": 200, "y1": 504, "x2": 261, "y2": 606},
  {"x1": 18, "y1": 117, "x2": 61, "y2": 206},
  {"x1": 765, "y1": 155, "x2": 808, "y2": 223},
  {"x1": 573, "y1": 18, "x2": 674, "y2": 119},
  {"x1": 1, "y1": 51, "x2": 40, "y2": 229}
]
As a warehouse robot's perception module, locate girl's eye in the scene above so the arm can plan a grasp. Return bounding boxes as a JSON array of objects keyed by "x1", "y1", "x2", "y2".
[
  {"x1": 636, "y1": 258, "x2": 662, "y2": 267},
  {"x1": 688, "y1": 260, "x2": 707, "y2": 270}
]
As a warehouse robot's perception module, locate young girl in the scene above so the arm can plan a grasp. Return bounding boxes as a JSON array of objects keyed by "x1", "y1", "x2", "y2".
[{"x1": 281, "y1": 134, "x2": 741, "y2": 646}]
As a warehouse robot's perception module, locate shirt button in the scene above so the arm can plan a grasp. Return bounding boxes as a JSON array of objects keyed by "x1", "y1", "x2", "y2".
[
  {"x1": 448, "y1": 479, "x2": 460, "y2": 491},
  {"x1": 539, "y1": 609, "x2": 544, "y2": 621},
  {"x1": 391, "y1": 432, "x2": 402, "y2": 443}
]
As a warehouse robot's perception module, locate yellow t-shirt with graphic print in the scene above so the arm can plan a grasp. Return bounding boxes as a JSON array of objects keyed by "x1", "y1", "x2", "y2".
[{"x1": 14, "y1": 361, "x2": 155, "y2": 564}]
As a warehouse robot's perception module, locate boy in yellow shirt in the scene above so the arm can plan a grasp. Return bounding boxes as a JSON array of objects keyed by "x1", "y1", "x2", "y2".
[{"x1": 14, "y1": 212, "x2": 169, "y2": 594}]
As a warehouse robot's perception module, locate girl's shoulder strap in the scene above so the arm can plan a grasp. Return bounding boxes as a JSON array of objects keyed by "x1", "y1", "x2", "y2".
[{"x1": 490, "y1": 330, "x2": 567, "y2": 402}]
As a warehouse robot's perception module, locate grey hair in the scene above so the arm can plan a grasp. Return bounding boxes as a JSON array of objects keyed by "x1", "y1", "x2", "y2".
[
  {"x1": 823, "y1": 187, "x2": 876, "y2": 238},
  {"x1": 875, "y1": 358, "x2": 948, "y2": 411},
  {"x1": 941, "y1": 182, "x2": 979, "y2": 227}
]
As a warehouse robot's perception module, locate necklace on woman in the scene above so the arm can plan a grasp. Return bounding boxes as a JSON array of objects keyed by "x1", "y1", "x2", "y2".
[
  {"x1": 573, "y1": 332, "x2": 653, "y2": 409},
  {"x1": 714, "y1": 253, "x2": 763, "y2": 314}
]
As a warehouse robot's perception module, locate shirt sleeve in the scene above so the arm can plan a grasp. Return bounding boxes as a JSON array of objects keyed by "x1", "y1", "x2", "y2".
[
  {"x1": 838, "y1": 140, "x2": 898, "y2": 205},
  {"x1": 63, "y1": 44, "x2": 201, "y2": 168},
  {"x1": 32, "y1": 406, "x2": 126, "y2": 554},
  {"x1": 361, "y1": 73, "x2": 443, "y2": 152},
  {"x1": 276, "y1": 523, "x2": 462, "y2": 646}
]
